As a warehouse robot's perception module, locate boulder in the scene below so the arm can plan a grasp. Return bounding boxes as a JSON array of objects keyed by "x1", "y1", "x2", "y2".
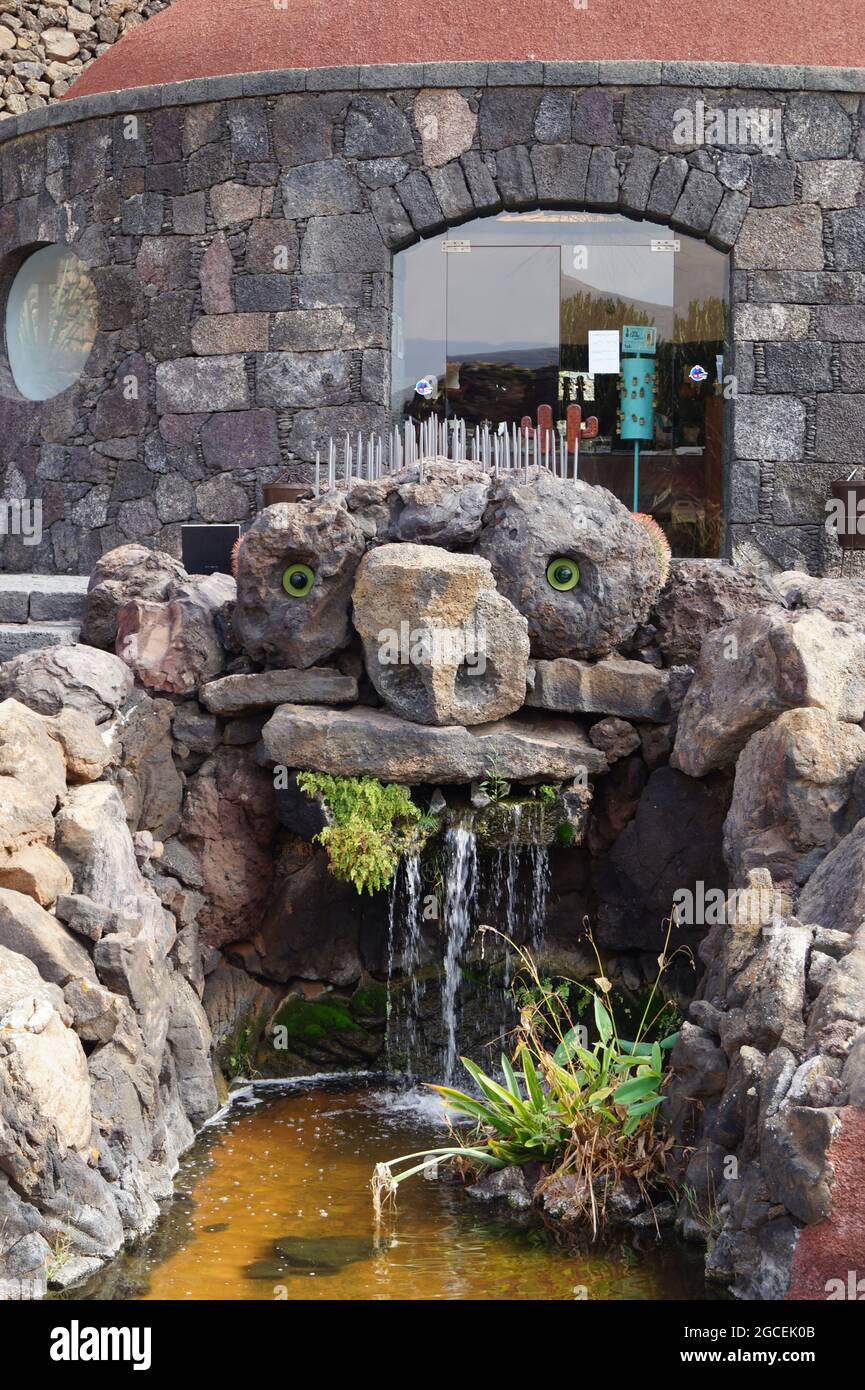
[
  {"x1": 233, "y1": 494, "x2": 365, "y2": 668},
  {"x1": 775, "y1": 570, "x2": 865, "y2": 635},
  {"x1": 0, "y1": 844, "x2": 73, "y2": 908},
  {"x1": 798, "y1": 820, "x2": 865, "y2": 938},
  {"x1": 721, "y1": 921, "x2": 811, "y2": 1055},
  {"x1": 672, "y1": 608, "x2": 865, "y2": 777},
  {"x1": 588, "y1": 717, "x2": 641, "y2": 761},
  {"x1": 0, "y1": 888, "x2": 96, "y2": 987},
  {"x1": 0, "y1": 779, "x2": 55, "y2": 861},
  {"x1": 116, "y1": 573, "x2": 235, "y2": 697},
  {"x1": 203, "y1": 959, "x2": 283, "y2": 1052},
  {"x1": 44, "y1": 709, "x2": 112, "y2": 783},
  {"x1": 159, "y1": 838, "x2": 204, "y2": 890},
  {"x1": 62, "y1": 977, "x2": 137, "y2": 1047},
  {"x1": 0, "y1": 698, "x2": 68, "y2": 826},
  {"x1": 55, "y1": 892, "x2": 139, "y2": 944},
  {"x1": 805, "y1": 926, "x2": 865, "y2": 1039},
  {"x1": 200, "y1": 667, "x2": 357, "y2": 715},
  {"x1": 592, "y1": 765, "x2": 732, "y2": 950},
  {"x1": 262, "y1": 703, "x2": 608, "y2": 784},
  {"x1": 352, "y1": 543, "x2": 529, "y2": 726},
  {"x1": 653, "y1": 560, "x2": 781, "y2": 666},
  {"x1": 91, "y1": 932, "x2": 169, "y2": 1056},
  {"x1": 171, "y1": 702, "x2": 222, "y2": 760},
  {"x1": 54, "y1": 783, "x2": 172, "y2": 958},
  {"x1": 0, "y1": 998, "x2": 92, "y2": 1152},
  {"x1": 0, "y1": 943, "x2": 68, "y2": 1022},
  {"x1": 166, "y1": 972, "x2": 218, "y2": 1127},
  {"x1": 760, "y1": 1103, "x2": 838, "y2": 1226},
  {"x1": 346, "y1": 459, "x2": 491, "y2": 546},
  {"x1": 180, "y1": 746, "x2": 277, "y2": 949},
  {"x1": 82, "y1": 543, "x2": 187, "y2": 650},
  {"x1": 476, "y1": 471, "x2": 663, "y2": 660},
  {"x1": 107, "y1": 696, "x2": 183, "y2": 839},
  {"x1": 527, "y1": 655, "x2": 671, "y2": 721},
  {"x1": 724, "y1": 709, "x2": 865, "y2": 886},
  {"x1": 0, "y1": 647, "x2": 133, "y2": 725}
]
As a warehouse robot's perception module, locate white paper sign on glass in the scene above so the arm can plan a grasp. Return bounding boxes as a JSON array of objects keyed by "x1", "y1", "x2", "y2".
[{"x1": 587, "y1": 330, "x2": 620, "y2": 375}]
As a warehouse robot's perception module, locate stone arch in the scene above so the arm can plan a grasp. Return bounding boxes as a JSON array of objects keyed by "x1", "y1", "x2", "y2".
[{"x1": 370, "y1": 142, "x2": 748, "y2": 259}]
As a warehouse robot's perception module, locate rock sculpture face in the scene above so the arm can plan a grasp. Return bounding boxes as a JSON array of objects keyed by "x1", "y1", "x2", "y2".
[
  {"x1": 346, "y1": 459, "x2": 491, "y2": 546},
  {"x1": 229, "y1": 462, "x2": 665, "y2": 717},
  {"x1": 352, "y1": 543, "x2": 530, "y2": 726},
  {"x1": 476, "y1": 471, "x2": 663, "y2": 661},
  {"x1": 232, "y1": 495, "x2": 366, "y2": 668}
]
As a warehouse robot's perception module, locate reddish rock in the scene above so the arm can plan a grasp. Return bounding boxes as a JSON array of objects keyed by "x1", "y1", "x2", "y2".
[
  {"x1": 82, "y1": 543, "x2": 186, "y2": 650},
  {"x1": 116, "y1": 573, "x2": 234, "y2": 696},
  {"x1": 199, "y1": 231, "x2": 234, "y2": 315},
  {"x1": 787, "y1": 1106, "x2": 865, "y2": 1300},
  {"x1": 180, "y1": 746, "x2": 277, "y2": 949}
]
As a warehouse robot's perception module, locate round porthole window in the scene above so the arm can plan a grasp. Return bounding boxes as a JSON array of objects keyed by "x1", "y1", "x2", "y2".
[{"x1": 5, "y1": 245, "x2": 97, "y2": 401}]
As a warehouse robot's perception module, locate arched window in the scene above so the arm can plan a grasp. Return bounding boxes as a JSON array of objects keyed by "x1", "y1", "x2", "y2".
[
  {"x1": 392, "y1": 212, "x2": 729, "y2": 558},
  {"x1": 5, "y1": 245, "x2": 98, "y2": 402}
]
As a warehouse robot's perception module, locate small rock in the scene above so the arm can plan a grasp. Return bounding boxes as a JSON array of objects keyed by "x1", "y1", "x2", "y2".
[
  {"x1": 0, "y1": 843, "x2": 72, "y2": 908},
  {"x1": 588, "y1": 717, "x2": 641, "y2": 761}
]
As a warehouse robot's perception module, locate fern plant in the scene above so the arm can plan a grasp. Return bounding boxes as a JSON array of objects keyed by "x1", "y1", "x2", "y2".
[{"x1": 297, "y1": 773, "x2": 423, "y2": 895}]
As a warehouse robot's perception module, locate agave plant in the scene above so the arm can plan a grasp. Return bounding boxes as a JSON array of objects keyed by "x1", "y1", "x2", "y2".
[{"x1": 372, "y1": 926, "x2": 683, "y2": 1230}]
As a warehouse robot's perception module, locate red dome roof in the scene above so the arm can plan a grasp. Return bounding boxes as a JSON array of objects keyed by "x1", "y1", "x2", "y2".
[{"x1": 67, "y1": 0, "x2": 861, "y2": 100}]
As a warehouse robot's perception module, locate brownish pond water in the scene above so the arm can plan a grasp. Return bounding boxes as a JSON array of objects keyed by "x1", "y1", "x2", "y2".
[{"x1": 80, "y1": 1078, "x2": 717, "y2": 1302}]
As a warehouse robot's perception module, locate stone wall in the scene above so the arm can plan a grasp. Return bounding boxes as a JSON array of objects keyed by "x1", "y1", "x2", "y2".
[
  {"x1": 0, "y1": 61, "x2": 864, "y2": 575},
  {"x1": 0, "y1": 0, "x2": 172, "y2": 116}
]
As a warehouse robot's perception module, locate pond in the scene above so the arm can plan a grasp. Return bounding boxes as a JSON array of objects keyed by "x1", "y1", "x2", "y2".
[{"x1": 78, "y1": 1077, "x2": 718, "y2": 1302}]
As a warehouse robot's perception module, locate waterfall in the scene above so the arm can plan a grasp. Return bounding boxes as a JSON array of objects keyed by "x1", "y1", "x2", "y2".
[
  {"x1": 385, "y1": 854, "x2": 423, "y2": 1074},
  {"x1": 441, "y1": 826, "x2": 478, "y2": 1083},
  {"x1": 385, "y1": 804, "x2": 552, "y2": 1085}
]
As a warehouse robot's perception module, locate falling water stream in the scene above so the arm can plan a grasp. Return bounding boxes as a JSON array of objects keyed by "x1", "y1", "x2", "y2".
[
  {"x1": 386, "y1": 807, "x2": 552, "y2": 1084},
  {"x1": 441, "y1": 826, "x2": 479, "y2": 1081}
]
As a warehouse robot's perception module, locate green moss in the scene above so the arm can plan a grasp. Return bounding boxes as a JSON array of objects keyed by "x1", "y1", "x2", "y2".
[
  {"x1": 271, "y1": 996, "x2": 356, "y2": 1042},
  {"x1": 350, "y1": 982, "x2": 389, "y2": 1022}
]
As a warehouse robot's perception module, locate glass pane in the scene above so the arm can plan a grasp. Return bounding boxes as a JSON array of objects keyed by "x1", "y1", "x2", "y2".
[
  {"x1": 669, "y1": 237, "x2": 728, "y2": 557},
  {"x1": 391, "y1": 236, "x2": 446, "y2": 419},
  {"x1": 390, "y1": 212, "x2": 729, "y2": 558},
  {"x1": 445, "y1": 246, "x2": 560, "y2": 427},
  {"x1": 5, "y1": 245, "x2": 97, "y2": 401}
]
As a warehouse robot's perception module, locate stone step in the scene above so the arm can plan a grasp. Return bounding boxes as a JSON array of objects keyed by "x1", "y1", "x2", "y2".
[
  {"x1": 0, "y1": 622, "x2": 80, "y2": 663},
  {"x1": 0, "y1": 574, "x2": 89, "y2": 624}
]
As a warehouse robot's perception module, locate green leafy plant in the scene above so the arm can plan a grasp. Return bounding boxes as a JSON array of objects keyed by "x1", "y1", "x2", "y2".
[
  {"x1": 533, "y1": 784, "x2": 558, "y2": 804},
  {"x1": 372, "y1": 925, "x2": 683, "y2": 1233},
  {"x1": 297, "y1": 773, "x2": 423, "y2": 895},
  {"x1": 225, "y1": 1019, "x2": 261, "y2": 1079},
  {"x1": 479, "y1": 752, "x2": 510, "y2": 803}
]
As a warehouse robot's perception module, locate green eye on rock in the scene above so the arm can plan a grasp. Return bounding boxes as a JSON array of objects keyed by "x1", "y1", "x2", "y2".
[
  {"x1": 282, "y1": 563, "x2": 315, "y2": 597},
  {"x1": 546, "y1": 557, "x2": 580, "y2": 592}
]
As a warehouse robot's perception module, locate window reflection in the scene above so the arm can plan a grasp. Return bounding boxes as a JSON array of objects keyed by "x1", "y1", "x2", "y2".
[{"x1": 390, "y1": 212, "x2": 729, "y2": 558}]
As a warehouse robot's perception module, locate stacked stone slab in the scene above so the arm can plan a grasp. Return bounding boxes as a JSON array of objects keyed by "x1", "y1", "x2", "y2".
[{"x1": 0, "y1": 575, "x2": 89, "y2": 661}]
